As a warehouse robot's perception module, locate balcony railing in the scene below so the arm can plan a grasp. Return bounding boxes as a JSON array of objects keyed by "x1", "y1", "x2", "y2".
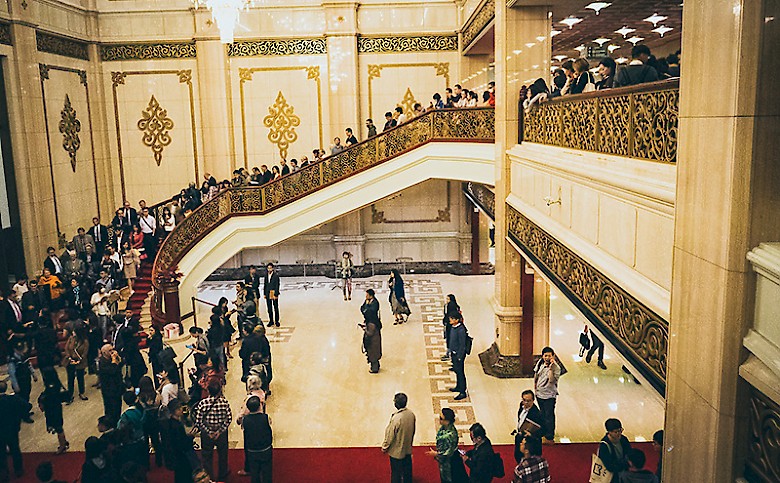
[
  {"x1": 522, "y1": 79, "x2": 679, "y2": 164},
  {"x1": 150, "y1": 107, "x2": 495, "y2": 323}
]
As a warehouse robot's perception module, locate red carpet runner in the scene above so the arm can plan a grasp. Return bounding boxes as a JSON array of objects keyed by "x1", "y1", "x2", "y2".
[
  {"x1": 127, "y1": 262, "x2": 153, "y2": 317},
  {"x1": 16, "y1": 443, "x2": 659, "y2": 482}
]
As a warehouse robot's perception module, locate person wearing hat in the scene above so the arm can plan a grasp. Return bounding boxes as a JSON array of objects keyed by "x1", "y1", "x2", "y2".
[{"x1": 598, "y1": 418, "x2": 632, "y2": 482}]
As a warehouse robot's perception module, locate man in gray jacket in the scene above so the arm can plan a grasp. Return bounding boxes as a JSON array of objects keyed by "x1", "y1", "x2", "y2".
[{"x1": 382, "y1": 393, "x2": 416, "y2": 483}]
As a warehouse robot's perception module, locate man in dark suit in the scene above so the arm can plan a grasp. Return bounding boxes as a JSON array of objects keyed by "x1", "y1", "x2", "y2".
[
  {"x1": 263, "y1": 263, "x2": 280, "y2": 327},
  {"x1": 122, "y1": 200, "x2": 138, "y2": 227},
  {"x1": 71, "y1": 227, "x2": 95, "y2": 259},
  {"x1": 0, "y1": 380, "x2": 32, "y2": 479},
  {"x1": 43, "y1": 247, "x2": 63, "y2": 276},
  {"x1": 513, "y1": 389, "x2": 544, "y2": 463},
  {"x1": 243, "y1": 266, "x2": 261, "y2": 301},
  {"x1": 260, "y1": 165, "x2": 273, "y2": 185},
  {"x1": 88, "y1": 217, "x2": 109, "y2": 258}
]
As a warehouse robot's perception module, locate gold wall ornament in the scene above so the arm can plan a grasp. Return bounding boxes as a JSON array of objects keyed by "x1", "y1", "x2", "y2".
[
  {"x1": 228, "y1": 38, "x2": 327, "y2": 57},
  {"x1": 523, "y1": 79, "x2": 679, "y2": 163},
  {"x1": 461, "y1": 0, "x2": 495, "y2": 51},
  {"x1": 137, "y1": 95, "x2": 175, "y2": 166},
  {"x1": 358, "y1": 35, "x2": 458, "y2": 53},
  {"x1": 367, "y1": 63, "x2": 450, "y2": 120},
  {"x1": 36, "y1": 31, "x2": 89, "y2": 60},
  {"x1": 746, "y1": 386, "x2": 780, "y2": 482},
  {"x1": 58, "y1": 94, "x2": 81, "y2": 172},
  {"x1": 399, "y1": 88, "x2": 417, "y2": 115},
  {"x1": 263, "y1": 91, "x2": 301, "y2": 160},
  {"x1": 100, "y1": 42, "x2": 196, "y2": 61},
  {"x1": 111, "y1": 72, "x2": 127, "y2": 87}
]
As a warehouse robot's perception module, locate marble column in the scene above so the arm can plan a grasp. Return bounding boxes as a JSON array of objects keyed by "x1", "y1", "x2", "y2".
[
  {"x1": 195, "y1": 37, "x2": 236, "y2": 180},
  {"x1": 664, "y1": 0, "x2": 780, "y2": 480},
  {"x1": 323, "y1": 2, "x2": 360, "y2": 149},
  {"x1": 490, "y1": 4, "x2": 550, "y2": 365},
  {"x1": 532, "y1": 272, "x2": 550, "y2": 354}
]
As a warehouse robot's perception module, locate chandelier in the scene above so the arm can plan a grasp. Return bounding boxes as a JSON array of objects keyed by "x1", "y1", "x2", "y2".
[{"x1": 192, "y1": 0, "x2": 254, "y2": 43}]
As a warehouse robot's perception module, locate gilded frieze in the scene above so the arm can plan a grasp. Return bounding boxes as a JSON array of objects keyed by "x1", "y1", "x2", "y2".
[
  {"x1": 228, "y1": 38, "x2": 327, "y2": 57},
  {"x1": 138, "y1": 95, "x2": 174, "y2": 166},
  {"x1": 36, "y1": 31, "x2": 89, "y2": 60},
  {"x1": 358, "y1": 35, "x2": 458, "y2": 53},
  {"x1": 461, "y1": 0, "x2": 495, "y2": 51},
  {"x1": 263, "y1": 91, "x2": 301, "y2": 161},
  {"x1": 59, "y1": 94, "x2": 81, "y2": 172},
  {"x1": 100, "y1": 42, "x2": 196, "y2": 61}
]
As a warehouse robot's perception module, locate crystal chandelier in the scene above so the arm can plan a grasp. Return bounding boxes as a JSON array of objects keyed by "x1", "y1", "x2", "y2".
[{"x1": 192, "y1": 0, "x2": 254, "y2": 43}]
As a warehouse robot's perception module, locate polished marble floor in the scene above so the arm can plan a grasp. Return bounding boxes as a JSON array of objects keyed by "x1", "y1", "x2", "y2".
[{"x1": 14, "y1": 274, "x2": 664, "y2": 452}]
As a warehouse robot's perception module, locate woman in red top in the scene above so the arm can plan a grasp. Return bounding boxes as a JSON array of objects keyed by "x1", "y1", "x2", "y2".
[{"x1": 130, "y1": 224, "x2": 146, "y2": 261}]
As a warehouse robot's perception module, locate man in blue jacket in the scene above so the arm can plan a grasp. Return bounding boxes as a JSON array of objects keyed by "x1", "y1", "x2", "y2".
[{"x1": 447, "y1": 312, "x2": 468, "y2": 400}]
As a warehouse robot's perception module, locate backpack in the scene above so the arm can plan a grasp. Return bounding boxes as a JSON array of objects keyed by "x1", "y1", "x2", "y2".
[
  {"x1": 464, "y1": 327, "x2": 474, "y2": 356},
  {"x1": 492, "y1": 451, "x2": 506, "y2": 478}
]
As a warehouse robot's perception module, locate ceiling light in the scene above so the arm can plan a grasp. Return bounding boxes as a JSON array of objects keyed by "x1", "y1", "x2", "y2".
[
  {"x1": 593, "y1": 37, "x2": 610, "y2": 46},
  {"x1": 506, "y1": 56, "x2": 511, "y2": 60},
  {"x1": 616, "y1": 56, "x2": 628, "y2": 64},
  {"x1": 525, "y1": 42, "x2": 536, "y2": 48},
  {"x1": 615, "y1": 26, "x2": 636, "y2": 38},
  {"x1": 643, "y1": 13, "x2": 667, "y2": 27},
  {"x1": 652, "y1": 25, "x2": 674, "y2": 37},
  {"x1": 559, "y1": 16, "x2": 583, "y2": 29},
  {"x1": 626, "y1": 36, "x2": 644, "y2": 45},
  {"x1": 574, "y1": 44, "x2": 586, "y2": 53},
  {"x1": 585, "y1": 2, "x2": 611, "y2": 15},
  {"x1": 553, "y1": 54, "x2": 568, "y2": 61},
  {"x1": 513, "y1": 49, "x2": 522, "y2": 55},
  {"x1": 536, "y1": 36, "x2": 547, "y2": 42},
  {"x1": 607, "y1": 44, "x2": 620, "y2": 53},
  {"x1": 192, "y1": 0, "x2": 255, "y2": 43},
  {"x1": 550, "y1": 29, "x2": 562, "y2": 37}
]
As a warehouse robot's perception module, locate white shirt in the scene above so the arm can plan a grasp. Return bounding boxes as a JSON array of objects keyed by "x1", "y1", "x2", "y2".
[
  {"x1": 139, "y1": 214, "x2": 156, "y2": 234},
  {"x1": 12, "y1": 283, "x2": 28, "y2": 298},
  {"x1": 110, "y1": 251, "x2": 123, "y2": 270},
  {"x1": 91, "y1": 292, "x2": 110, "y2": 316},
  {"x1": 397, "y1": 113, "x2": 408, "y2": 124},
  {"x1": 160, "y1": 382, "x2": 179, "y2": 406},
  {"x1": 163, "y1": 215, "x2": 176, "y2": 232},
  {"x1": 50, "y1": 256, "x2": 62, "y2": 273},
  {"x1": 517, "y1": 406, "x2": 529, "y2": 433}
]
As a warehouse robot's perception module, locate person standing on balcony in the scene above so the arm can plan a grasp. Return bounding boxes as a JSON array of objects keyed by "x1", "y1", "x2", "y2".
[
  {"x1": 534, "y1": 347, "x2": 560, "y2": 444},
  {"x1": 264, "y1": 263, "x2": 280, "y2": 327},
  {"x1": 394, "y1": 106, "x2": 407, "y2": 125},
  {"x1": 331, "y1": 137, "x2": 345, "y2": 155},
  {"x1": 615, "y1": 45, "x2": 659, "y2": 88},
  {"x1": 366, "y1": 118, "x2": 377, "y2": 138},
  {"x1": 412, "y1": 103, "x2": 424, "y2": 117},
  {"x1": 383, "y1": 112, "x2": 397, "y2": 131},
  {"x1": 597, "y1": 57, "x2": 616, "y2": 90},
  {"x1": 452, "y1": 84, "x2": 463, "y2": 104},
  {"x1": 345, "y1": 128, "x2": 359, "y2": 146},
  {"x1": 280, "y1": 159, "x2": 290, "y2": 176}
]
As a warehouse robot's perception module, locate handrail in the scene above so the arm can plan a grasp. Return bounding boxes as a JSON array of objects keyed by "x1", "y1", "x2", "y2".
[{"x1": 522, "y1": 79, "x2": 679, "y2": 164}]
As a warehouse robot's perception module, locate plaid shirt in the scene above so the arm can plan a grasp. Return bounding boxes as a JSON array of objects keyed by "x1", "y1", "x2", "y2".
[
  {"x1": 513, "y1": 455, "x2": 551, "y2": 483},
  {"x1": 194, "y1": 396, "x2": 232, "y2": 437}
]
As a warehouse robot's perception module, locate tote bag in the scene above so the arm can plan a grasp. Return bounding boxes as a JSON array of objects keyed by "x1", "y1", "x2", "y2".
[{"x1": 589, "y1": 453, "x2": 613, "y2": 483}]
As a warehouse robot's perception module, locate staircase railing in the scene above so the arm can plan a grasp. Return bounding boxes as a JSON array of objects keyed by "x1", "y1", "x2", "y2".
[{"x1": 150, "y1": 107, "x2": 495, "y2": 325}]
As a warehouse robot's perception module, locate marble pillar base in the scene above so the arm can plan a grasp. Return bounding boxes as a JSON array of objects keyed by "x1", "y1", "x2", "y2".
[{"x1": 478, "y1": 341, "x2": 529, "y2": 378}]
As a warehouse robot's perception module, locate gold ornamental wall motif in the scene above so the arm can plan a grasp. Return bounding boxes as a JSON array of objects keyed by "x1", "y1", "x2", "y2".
[
  {"x1": 58, "y1": 94, "x2": 81, "y2": 172},
  {"x1": 137, "y1": 95, "x2": 175, "y2": 166},
  {"x1": 461, "y1": 0, "x2": 495, "y2": 51},
  {"x1": 357, "y1": 35, "x2": 458, "y2": 53},
  {"x1": 399, "y1": 88, "x2": 417, "y2": 116},
  {"x1": 36, "y1": 31, "x2": 89, "y2": 60},
  {"x1": 263, "y1": 91, "x2": 301, "y2": 161},
  {"x1": 367, "y1": 63, "x2": 450, "y2": 120}
]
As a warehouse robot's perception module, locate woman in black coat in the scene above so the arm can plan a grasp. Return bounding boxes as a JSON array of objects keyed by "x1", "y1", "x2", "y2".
[
  {"x1": 442, "y1": 294, "x2": 460, "y2": 361},
  {"x1": 98, "y1": 344, "x2": 124, "y2": 425},
  {"x1": 388, "y1": 269, "x2": 411, "y2": 325}
]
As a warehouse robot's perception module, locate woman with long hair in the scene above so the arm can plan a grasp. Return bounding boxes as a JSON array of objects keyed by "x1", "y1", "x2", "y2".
[
  {"x1": 64, "y1": 326, "x2": 89, "y2": 403},
  {"x1": 340, "y1": 251, "x2": 354, "y2": 301},
  {"x1": 121, "y1": 241, "x2": 141, "y2": 293},
  {"x1": 441, "y1": 294, "x2": 460, "y2": 361},
  {"x1": 130, "y1": 224, "x2": 146, "y2": 261},
  {"x1": 218, "y1": 297, "x2": 235, "y2": 359},
  {"x1": 388, "y1": 269, "x2": 411, "y2": 325}
]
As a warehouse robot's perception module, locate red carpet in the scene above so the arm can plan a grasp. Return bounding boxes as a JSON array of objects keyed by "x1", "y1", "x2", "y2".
[
  {"x1": 15, "y1": 443, "x2": 658, "y2": 482},
  {"x1": 127, "y1": 262, "x2": 153, "y2": 317}
]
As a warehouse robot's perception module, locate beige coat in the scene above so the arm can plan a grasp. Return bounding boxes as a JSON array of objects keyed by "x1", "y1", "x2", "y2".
[
  {"x1": 122, "y1": 248, "x2": 141, "y2": 279},
  {"x1": 382, "y1": 407, "x2": 416, "y2": 459}
]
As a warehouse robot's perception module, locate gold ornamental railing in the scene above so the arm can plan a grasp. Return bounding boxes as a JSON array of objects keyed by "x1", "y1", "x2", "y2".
[
  {"x1": 522, "y1": 79, "x2": 679, "y2": 164},
  {"x1": 150, "y1": 107, "x2": 495, "y2": 323}
]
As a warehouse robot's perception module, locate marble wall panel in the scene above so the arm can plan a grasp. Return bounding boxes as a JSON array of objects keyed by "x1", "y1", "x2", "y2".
[
  {"x1": 635, "y1": 210, "x2": 674, "y2": 291},
  {"x1": 362, "y1": 180, "x2": 464, "y2": 234},
  {"x1": 357, "y1": 3, "x2": 458, "y2": 34},
  {"x1": 105, "y1": 61, "x2": 200, "y2": 206},
  {"x1": 230, "y1": 56, "x2": 328, "y2": 167},
  {"x1": 597, "y1": 194, "x2": 637, "y2": 267},
  {"x1": 358, "y1": 52, "x2": 459, "y2": 126}
]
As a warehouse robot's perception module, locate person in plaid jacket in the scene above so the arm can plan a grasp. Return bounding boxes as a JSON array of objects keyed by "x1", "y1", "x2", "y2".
[
  {"x1": 513, "y1": 436, "x2": 550, "y2": 483},
  {"x1": 194, "y1": 380, "x2": 232, "y2": 480}
]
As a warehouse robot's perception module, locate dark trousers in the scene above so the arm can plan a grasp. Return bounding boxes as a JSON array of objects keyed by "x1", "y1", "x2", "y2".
[
  {"x1": 201, "y1": 430, "x2": 229, "y2": 479},
  {"x1": 102, "y1": 391, "x2": 122, "y2": 426},
  {"x1": 537, "y1": 397, "x2": 556, "y2": 440},
  {"x1": 247, "y1": 449, "x2": 273, "y2": 483},
  {"x1": 174, "y1": 462, "x2": 194, "y2": 483},
  {"x1": 40, "y1": 366, "x2": 62, "y2": 390},
  {"x1": 0, "y1": 432, "x2": 23, "y2": 477},
  {"x1": 16, "y1": 376, "x2": 32, "y2": 404},
  {"x1": 265, "y1": 298, "x2": 279, "y2": 324},
  {"x1": 389, "y1": 454, "x2": 412, "y2": 483},
  {"x1": 452, "y1": 357, "x2": 467, "y2": 392},
  {"x1": 586, "y1": 337, "x2": 605, "y2": 363},
  {"x1": 66, "y1": 365, "x2": 86, "y2": 398}
]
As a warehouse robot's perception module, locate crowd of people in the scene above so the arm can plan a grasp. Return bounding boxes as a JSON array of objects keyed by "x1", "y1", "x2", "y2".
[{"x1": 522, "y1": 45, "x2": 680, "y2": 111}]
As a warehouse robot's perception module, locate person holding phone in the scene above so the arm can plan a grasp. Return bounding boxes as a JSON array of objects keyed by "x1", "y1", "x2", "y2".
[
  {"x1": 533, "y1": 347, "x2": 560, "y2": 445},
  {"x1": 263, "y1": 263, "x2": 280, "y2": 327}
]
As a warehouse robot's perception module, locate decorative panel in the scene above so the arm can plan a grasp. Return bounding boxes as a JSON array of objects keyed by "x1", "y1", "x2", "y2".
[
  {"x1": 0, "y1": 21, "x2": 11, "y2": 46},
  {"x1": 366, "y1": 62, "x2": 451, "y2": 122},
  {"x1": 358, "y1": 35, "x2": 458, "y2": 53},
  {"x1": 100, "y1": 42, "x2": 196, "y2": 61},
  {"x1": 228, "y1": 38, "x2": 327, "y2": 57},
  {"x1": 36, "y1": 31, "x2": 89, "y2": 60},
  {"x1": 464, "y1": 182, "x2": 668, "y2": 394},
  {"x1": 746, "y1": 385, "x2": 780, "y2": 483},
  {"x1": 461, "y1": 0, "x2": 494, "y2": 51}
]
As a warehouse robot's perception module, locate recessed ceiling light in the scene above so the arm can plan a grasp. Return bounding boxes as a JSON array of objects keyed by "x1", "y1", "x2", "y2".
[
  {"x1": 593, "y1": 37, "x2": 610, "y2": 46},
  {"x1": 574, "y1": 44, "x2": 586, "y2": 52},
  {"x1": 525, "y1": 42, "x2": 536, "y2": 48},
  {"x1": 615, "y1": 26, "x2": 636, "y2": 38},
  {"x1": 559, "y1": 16, "x2": 583, "y2": 29},
  {"x1": 616, "y1": 56, "x2": 628, "y2": 64},
  {"x1": 652, "y1": 25, "x2": 674, "y2": 37},
  {"x1": 512, "y1": 49, "x2": 522, "y2": 55},
  {"x1": 553, "y1": 54, "x2": 568, "y2": 61},
  {"x1": 585, "y1": 2, "x2": 611, "y2": 15},
  {"x1": 626, "y1": 36, "x2": 645, "y2": 45},
  {"x1": 643, "y1": 12, "x2": 667, "y2": 27},
  {"x1": 536, "y1": 36, "x2": 547, "y2": 42},
  {"x1": 607, "y1": 44, "x2": 620, "y2": 53}
]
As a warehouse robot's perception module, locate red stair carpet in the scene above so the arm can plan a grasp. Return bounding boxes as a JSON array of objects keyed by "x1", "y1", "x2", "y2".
[
  {"x1": 16, "y1": 443, "x2": 658, "y2": 482},
  {"x1": 127, "y1": 262, "x2": 153, "y2": 317}
]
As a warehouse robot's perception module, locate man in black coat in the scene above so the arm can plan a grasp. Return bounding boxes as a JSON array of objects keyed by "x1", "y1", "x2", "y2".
[
  {"x1": 88, "y1": 217, "x2": 109, "y2": 258},
  {"x1": 263, "y1": 263, "x2": 280, "y2": 327},
  {"x1": 43, "y1": 246, "x2": 64, "y2": 277},
  {"x1": 598, "y1": 418, "x2": 633, "y2": 483},
  {"x1": 464, "y1": 423, "x2": 496, "y2": 483},
  {"x1": 239, "y1": 325, "x2": 264, "y2": 382},
  {"x1": 0, "y1": 380, "x2": 33, "y2": 479},
  {"x1": 512, "y1": 389, "x2": 544, "y2": 463},
  {"x1": 243, "y1": 266, "x2": 261, "y2": 301}
]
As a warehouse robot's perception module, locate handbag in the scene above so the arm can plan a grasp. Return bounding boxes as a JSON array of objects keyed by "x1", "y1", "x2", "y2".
[
  {"x1": 589, "y1": 450, "x2": 613, "y2": 483},
  {"x1": 579, "y1": 331, "x2": 591, "y2": 350}
]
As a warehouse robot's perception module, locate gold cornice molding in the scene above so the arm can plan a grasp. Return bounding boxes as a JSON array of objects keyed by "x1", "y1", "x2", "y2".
[
  {"x1": 36, "y1": 30, "x2": 90, "y2": 60},
  {"x1": 100, "y1": 42, "x2": 197, "y2": 61},
  {"x1": 357, "y1": 34, "x2": 458, "y2": 53},
  {"x1": 461, "y1": 0, "x2": 494, "y2": 51},
  {"x1": 228, "y1": 38, "x2": 327, "y2": 57}
]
